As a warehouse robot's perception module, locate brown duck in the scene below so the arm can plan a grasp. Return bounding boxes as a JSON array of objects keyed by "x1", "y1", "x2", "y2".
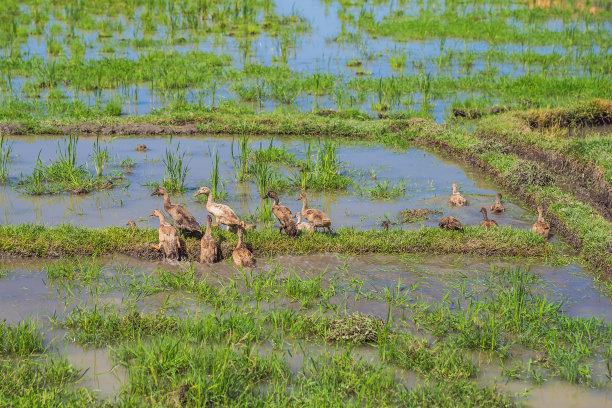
[
  {"x1": 490, "y1": 193, "x2": 505, "y2": 213},
  {"x1": 532, "y1": 205, "x2": 550, "y2": 238},
  {"x1": 439, "y1": 216, "x2": 463, "y2": 231},
  {"x1": 232, "y1": 228, "x2": 256, "y2": 268},
  {"x1": 149, "y1": 209, "x2": 181, "y2": 260},
  {"x1": 200, "y1": 214, "x2": 218, "y2": 264},
  {"x1": 295, "y1": 212, "x2": 311, "y2": 232},
  {"x1": 265, "y1": 190, "x2": 297, "y2": 237},
  {"x1": 479, "y1": 207, "x2": 498, "y2": 229},
  {"x1": 296, "y1": 192, "x2": 332, "y2": 233},
  {"x1": 152, "y1": 187, "x2": 202, "y2": 236},
  {"x1": 449, "y1": 183, "x2": 468, "y2": 206}
]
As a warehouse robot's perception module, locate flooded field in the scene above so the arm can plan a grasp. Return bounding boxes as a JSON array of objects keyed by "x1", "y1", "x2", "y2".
[
  {"x1": 0, "y1": 135, "x2": 536, "y2": 230},
  {"x1": 0, "y1": 0, "x2": 610, "y2": 121},
  {"x1": 1, "y1": 254, "x2": 611, "y2": 406},
  {"x1": 0, "y1": 1, "x2": 610, "y2": 407}
]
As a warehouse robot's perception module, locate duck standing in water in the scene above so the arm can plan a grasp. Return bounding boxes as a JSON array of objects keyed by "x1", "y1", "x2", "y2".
[
  {"x1": 479, "y1": 208, "x2": 498, "y2": 229},
  {"x1": 232, "y1": 228, "x2": 256, "y2": 268},
  {"x1": 295, "y1": 192, "x2": 332, "y2": 233},
  {"x1": 193, "y1": 186, "x2": 246, "y2": 231},
  {"x1": 449, "y1": 183, "x2": 468, "y2": 206},
  {"x1": 151, "y1": 187, "x2": 202, "y2": 236},
  {"x1": 490, "y1": 193, "x2": 505, "y2": 213},
  {"x1": 439, "y1": 215, "x2": 463, "y2": 231},
  {"x1": 200, "y1": 214, "x2": 218, "y2": 264},
  {"x1": 532, "y1": 205, "x2": 550, "y2": 238},
  {"x1": 265, "y1": 190, "x2": 297, "y2": 237},
  {"x1": 149, "y1": 209, "x2": 181, "y2": 260}
]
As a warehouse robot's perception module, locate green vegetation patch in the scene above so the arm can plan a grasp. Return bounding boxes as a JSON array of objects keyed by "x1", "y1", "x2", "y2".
[{"x1": 0, "y1": 223, "x2": 553, "y2": 260}]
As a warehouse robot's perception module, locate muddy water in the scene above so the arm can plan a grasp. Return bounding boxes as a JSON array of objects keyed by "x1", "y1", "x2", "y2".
[
  {"x1": 1, "y1": 135, "x2": 535, "y2": 231},
  {"x1": 0, "y1": 253, "x2": 610, "y2": 404}
]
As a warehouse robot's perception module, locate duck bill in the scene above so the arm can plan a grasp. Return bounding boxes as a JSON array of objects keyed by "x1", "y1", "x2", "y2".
[{"x1": 193, "y1": 191, "x2": 201, "y2": 197}]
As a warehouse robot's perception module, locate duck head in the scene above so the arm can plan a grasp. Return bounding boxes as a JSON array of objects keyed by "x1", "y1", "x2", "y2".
[
  {"x1": 149, "y1": 209, "x2": 163, "y2": 218},
  {"x1": 151, "y1": 186, "x2": 168, "y2": 197},
  {"x1": 264, "y1": 190, "x2": 279, "y2": 201},
  {"x1": 193, "y1": 186, "x2": 211, "y2": 198},
  {"x1": 452, "y1": 183, "x2": 458, "y2": 194},
  {"x1": 296, "y1": 192, "x2": 306, "y2": 201}
]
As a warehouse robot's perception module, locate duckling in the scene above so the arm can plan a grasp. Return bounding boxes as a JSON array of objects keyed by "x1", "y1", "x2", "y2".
[
  {"x1": 532, "y1": 205, "x2": 550, "y2": 238},
  {"x1": 135, "y1": 144, "x2": 148, "y2": 152},
  {"x1": 490, "y1": 193, "x2": 505, "y2": 213},
  {"x1": 296, "y1": 192, "x2": 332, "y2": 233},
  {"x1": 193, "y1": 186, "x2": 245, "y2": 230},
  {"x1": 151, "y1": 187, "x2": 202, "y2": 236},
  {"x1": 232, "y1": 227, "x2": 255, "y2": 268},
  {"x1": 200, "y1": 214, "x2": 218, "y2": 264},
  {"x1": 127, "y1": 219, "x2": 136, "y2": 228},
  {"x1": 295, "y1": 212, "x2": 311, "y2": 232},
  {"x1": 450, "y1": 183, "x2": 468, "y2": 206},
  {"x1": 439, "y1": 216, "x2": 463, "y2": 231},
  {"x1": 479, "y1": 207, "x2": 498, "y2": 229},
  {"x1": 149, "y1": 209, "x2": 181, "y2": 260},
  {"x1": 265, "y1": 190, "x2": 297, "y2": 237}
]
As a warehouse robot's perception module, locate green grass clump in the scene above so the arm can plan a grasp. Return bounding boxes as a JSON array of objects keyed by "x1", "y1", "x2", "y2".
[
  {"x1": 523, "y1": 99, "x2": 612, "y2": 128},
  {"x1": 60, "y1": 308, "x2": 180, "y2": 346},
  {"x1": 0, "y1": 320, "x2": 44, "y2": 356},
  {"x1": 361, "y1": 180, "x2": 406, "y2": 200},
  {"x1": 15, "y1": 136, "x2": 123, "y2": 195},
  {"x1": 0, "y1": 355, "x2": 97, "y2": 406},
  {"x1": 44, "y1": 257, "x2": 103, "y2": 281}
]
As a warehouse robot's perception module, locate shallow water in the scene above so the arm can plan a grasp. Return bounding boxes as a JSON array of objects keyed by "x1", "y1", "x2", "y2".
[
  {"x1": 1, "y1": 253, "x2": 610, "y2": 404},
  {"x1": 2, "y1": 0, "x2": 605, "y2": 121},
  {"x1": 1, "y1": 135, "x2": 535, "y2": 230}
]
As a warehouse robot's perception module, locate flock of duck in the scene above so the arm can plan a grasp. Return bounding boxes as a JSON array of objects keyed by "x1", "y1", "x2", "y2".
[{"x1": 142, "y1": 183, "x2": 550, "y2": 267}]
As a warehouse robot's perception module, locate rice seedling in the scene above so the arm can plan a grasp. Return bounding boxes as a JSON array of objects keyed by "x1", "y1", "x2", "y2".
[
  {"x1": 361, "y1": 181, "x2": 406, "y2": 200},
  {"x1": 0, "y1": 132, "x2": 13, "y2": 183},
  {"x1": 91, "y1": 136, "x2": 109, "y2": 177},
  {"x1": 161, "y1": 143, "x2": 189, "y2": 193},
  {"x1": 231, "y1": 134, "x2": 251, "y2": 182}
]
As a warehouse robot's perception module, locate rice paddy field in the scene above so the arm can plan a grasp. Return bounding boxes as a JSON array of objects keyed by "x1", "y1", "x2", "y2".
[{"x1": 0, "y1": 0, "x2": 611, "y2": 407}]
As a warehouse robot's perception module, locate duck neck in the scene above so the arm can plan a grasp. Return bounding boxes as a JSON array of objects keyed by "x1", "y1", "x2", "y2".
[
  {"x1": 537, "y1": 208, "x2": 544, "y2": 223},
  {"x1": 205, "y1": 218, "x2": 212, "y2": 237},
  {"x1": 205, "y1": 192, "x2": 214, "y2": 207},
  {"x1": 496, "y1": 196, "x2": 501, "y2": 205},
  {"x1": 237, "y1": 230, "x2": 243, "y2": 247},
  {"x1": 452, "y1": 185, "x2": 458, "y2": 194},
  {"x1": 161, "y1": 192, "x2": 171, "y2": 211},
  {"x1": 482, "y1": 211, "x2": 488, "y2": 221},
  {"x1": 301, "y1": 197, "x2": 308, "y2": 213},
  {"x1": 273, "y1": 195, "x2": 279, "y2": 206},
  {"x1": 297, "y1": 213, "x2": 302, "y2": 223},
  {"x1": 157, "y1": 213, "x2": 166, "y2": 224}
]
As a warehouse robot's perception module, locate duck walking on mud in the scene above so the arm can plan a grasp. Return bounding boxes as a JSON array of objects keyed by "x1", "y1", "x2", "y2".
[
  {"x1": 265, "y1": 190, "x2": 297, "y2": 237},
  {"x1": 296, "y1": 192, "x2": 332, "y2": 233},
  {"x1": 152, "y1": 186, "x2": 202, "y2": 236},
  {"x1": 479, "y1": 208, "x2": 498, "y2": 229},
  {"x1": 490, "y1": 193, "x2": 505, "y2": 213},
  {"x1": 532, "y1": 205, "x2": 550, "y2": 238},
  {"x1": 149, "y1": 209, "x2": 181, "y2": 260},
  {"x1": 232, "y1": 228, "x2": 256, "y2": 268},
  {"x1": 449, "y1": 183, "x2": 468, "y2": 206},
  {"x1": 200, "y1": 214, "x2": 218, "y2": 264}
]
